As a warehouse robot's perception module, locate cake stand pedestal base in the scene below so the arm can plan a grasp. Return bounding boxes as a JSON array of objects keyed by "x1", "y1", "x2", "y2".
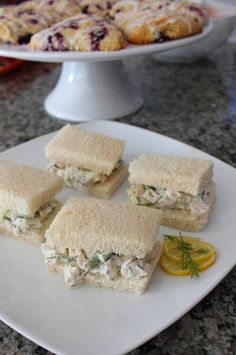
[{"x1": 44, "y1": 61, "x2": 143, "y2": 121}]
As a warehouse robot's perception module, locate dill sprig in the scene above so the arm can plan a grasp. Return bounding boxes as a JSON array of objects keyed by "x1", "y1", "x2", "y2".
[
  {"x1": 177, "y1": 234, "x2": 200, "y2": 279},
  {"x1": 46, "y1": 255, "x2": 78, "y2": 264},
  {"x1": 195, "y1": 248, "x2": 210, "y2": 255},
  {"x1": 163, "y1": 233, "x2": 210, "y2": 279},
  {"x1": 83, "y1": 251, "x2": 115, "y2": 276}
]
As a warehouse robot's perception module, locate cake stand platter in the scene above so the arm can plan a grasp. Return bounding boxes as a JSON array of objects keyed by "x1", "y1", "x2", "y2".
[{"x1": 0, "y1": 23, "x2": 212, "y2": 121}]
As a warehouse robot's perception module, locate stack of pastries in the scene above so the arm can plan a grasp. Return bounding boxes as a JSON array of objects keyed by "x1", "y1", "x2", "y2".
[{"x1": 0, "y1": 0, "x2": 208, "y2": 51}]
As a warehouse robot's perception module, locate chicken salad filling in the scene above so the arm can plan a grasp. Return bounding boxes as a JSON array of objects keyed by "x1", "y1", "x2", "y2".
[
  {"x1": 49, "y1": 160, "x2": 122, "y2": 189},
  {"x1": 41, "y1": 244, "x2": 158, "y2": 288},
  {"x1": 127, "y1": 183, "x2": 213, "y2": 217},
  {"x1": 0, "y1": 201, "x2": 58, "y2": 235}
]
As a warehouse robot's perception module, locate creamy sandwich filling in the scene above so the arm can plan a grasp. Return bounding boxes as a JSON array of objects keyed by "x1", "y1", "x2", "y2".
[
  {"x1": 0, "y1": 201, "x2": 58, "y2": 235},
  {"x1": 41, "y1": 244, "x2": 158, "y2": 288},
  {"x1": 49, "y1": 160, "x2": 122, "y2": 188},
  {"x1": 127, "y1": 183, "x2": 213, "y2": 217}
]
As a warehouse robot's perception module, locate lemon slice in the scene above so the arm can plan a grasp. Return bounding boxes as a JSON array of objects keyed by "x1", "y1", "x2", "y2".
[
  {"x1": 164, "y1": 236, "x2": 217, "y2": 262},
  {"x1": 160, "y1": 253, "x2": 216, "y2": 276}
]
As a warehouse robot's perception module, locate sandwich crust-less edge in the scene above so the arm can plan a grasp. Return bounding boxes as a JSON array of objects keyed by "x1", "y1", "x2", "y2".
[
  {"x1": 161, "y1": 184, "x2": 216, "y2": 232},
  {"x1": 128, "y1": 154, "x2": 215, "y2": 231},
  {"x1": 0, "y1": 160, "x2": 64, "y2": 215},
  {"x1": 69, "y1": 162, "x2": 128, "y2": 200},
  {"x1": 45, "y1": 196, "x2": 162, "y2": 259},
  {"x1": 128, "y1": 154, "x2": 213, "y2": 196},
  {"x1": 44, "y1": 197, "x2": 162, "y2": 294},
  {"x1": 45, "y1": 124, "x2": 125, "y2": 176},
  {"x1": 0, "y1": 203, "x2": 61, "y2": 245}
]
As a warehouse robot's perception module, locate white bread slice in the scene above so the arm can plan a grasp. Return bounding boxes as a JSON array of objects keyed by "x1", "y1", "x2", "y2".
[
  {"x1": 0, "y1": 202, "x2": 61, "y2": 245},
  {"x1": 68, "y1": 163, "x2": 128, "y2": 200},
  {"x1": 45, "y1": 124, "x2": 125, "y2": 176},
  {"x1": 46, "y1": 241, "x2": 161, "y2": 294},
  {"x1": 88, "y1": 163, "x2": 128, "y2": 199},
  {"x1": 162, "y1": 209, "x2": 210, "y2": 232},
  {"x1": 161, "y1": 183, "x2": 216, "y2": 231},
  {"x1": 0, "y1": 160, "x2": 64, "y2": 215},
  {"x1": 45, "y1": 196, "x2": 162, "y2": 258},
  {"x1": 129, "y1": 154, "x2": 213, "y2": 196}
]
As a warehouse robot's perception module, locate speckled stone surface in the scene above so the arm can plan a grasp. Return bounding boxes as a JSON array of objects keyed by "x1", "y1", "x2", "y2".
[{"x1": 0, "y1": 42, "x2": 235, "y2": 355}]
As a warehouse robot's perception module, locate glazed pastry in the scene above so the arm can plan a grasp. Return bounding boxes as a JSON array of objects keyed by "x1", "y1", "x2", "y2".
[
  {"x1": 1, "y1": 0, "x2": 82, "y2": 20},
  {"x1": 29, "y1": 14, "x2": 127, "y2": 51},
  {"x1": 0, "y1": 0, "x2": 208, "y2": 47},
  {"x1": 30, "y1": 0, "x2": 82, "y2": 23},
  {"x1": 113, "y1": 10, "x2": 203, "y2": 44},
  {"x1": 110, "y1": 0, "x2": 208, "y2": 21},
  {"x1": 111, "y1": 0, "x2": 207, "y2": 44},
  {"x1": 109, "y1": 0, "x2": 151, "y2": 18},
  {"x1": 0, "y1": 0, "x2": 81, "y2": 44},
  {"x1": 0, "y1": 5, "x2": 16, "y2": 16},
  {"x1": 150, "y1": 1, "x2": 208, "y2": 26},
  {"x1": 0, "y1": 12, "x2": 50, "y2": 44},
  {"x1": 79, "y1": 0, "x2": 117, "y2": 17}
]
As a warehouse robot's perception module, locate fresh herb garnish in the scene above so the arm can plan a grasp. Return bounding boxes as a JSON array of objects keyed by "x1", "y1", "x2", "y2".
[
  {"x1": 46, "y1": 255, "x2": 78, "y2": 265},
  {"x1": 163, "y1": 233, "x2": 210, "y2": 279},
  {"x1": 195, "y1": 248, "x2": 210, "y2": 255},
  {"x1": 164, "y1": 234, "x2": 176, "y2": 242},
  {"x1": 200, "y1": 190, "x2": 207, "y2": 204},
  {"x1": 83, "y1": 251, "x2": 115, "y2": 276},
  {"x1": 137, "y1": 197, "x2": 154, "y2": 207}
]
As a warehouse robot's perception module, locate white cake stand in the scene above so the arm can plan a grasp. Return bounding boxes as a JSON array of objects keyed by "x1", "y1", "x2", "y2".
[{"x1": 0, "y1": 23, "x2": 212, "y2": 121}]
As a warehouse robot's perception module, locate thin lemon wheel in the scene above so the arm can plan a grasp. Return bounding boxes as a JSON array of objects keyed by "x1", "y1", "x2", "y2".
[
  {"x1": 160, "y1": 253, "x2": 216, "y2": 276},
  {"x1": 164, "y1": 236, "x2": 217, "y2": 262}
]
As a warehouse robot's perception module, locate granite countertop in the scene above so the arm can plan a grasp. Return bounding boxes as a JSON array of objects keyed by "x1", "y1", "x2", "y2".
[{"x1": 0, "y1": 42, "x2": 235, "y2": 355}]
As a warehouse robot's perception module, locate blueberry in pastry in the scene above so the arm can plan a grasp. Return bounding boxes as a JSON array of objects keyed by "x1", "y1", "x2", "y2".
[
  {"x1": 79, "y1": 0, "x2": 117, "y2": 18},
  {"x1": 111, "y1": 0, "x2": 208, "y2": 44},
  {"x1": 29, "y1": 14, "x2": 127, "y2": 51},
  {"x1": 0, "y1": 0, "x2": 81, "y2": 44}
]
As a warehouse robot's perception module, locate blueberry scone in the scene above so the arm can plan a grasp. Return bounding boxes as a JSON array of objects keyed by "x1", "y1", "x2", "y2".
[
  {"x1": 110, "y1": 0, "x2": 208, "y2": 44},
  {"x1": 31, "y1": 0, "x2": 82, "y2": 23},
  {"x1": 110, "y1": 0, "x2": 207, "y2": 19},
  {"x1": 0, "y1": 0, "x2": 81, "y2": 44},
  {"x1": 79, "y1": 0, "x2": 117, "y2": 18},
  {"x1": 0, "y1": 12, "x2": 49, "y2": 44},
  {"x1": 150, "y1": 0, "x2": 208, "y2": 26},
  {"x1": 29, "y1": 14, "x2": 127, "y2": 51},
  {"x1": 109, "y1": 0, "x2": 150, "y2": 19}
]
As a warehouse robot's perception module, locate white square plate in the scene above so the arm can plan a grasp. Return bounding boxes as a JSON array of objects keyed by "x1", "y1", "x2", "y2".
[{"x1": 0, "y1": 121, "x2": 235, "y2": 355}]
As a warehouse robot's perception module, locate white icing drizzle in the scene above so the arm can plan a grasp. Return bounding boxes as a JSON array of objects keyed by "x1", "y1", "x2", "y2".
[{"x1": 113, "y1": 0, "x2": 208, "y2": 39}]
